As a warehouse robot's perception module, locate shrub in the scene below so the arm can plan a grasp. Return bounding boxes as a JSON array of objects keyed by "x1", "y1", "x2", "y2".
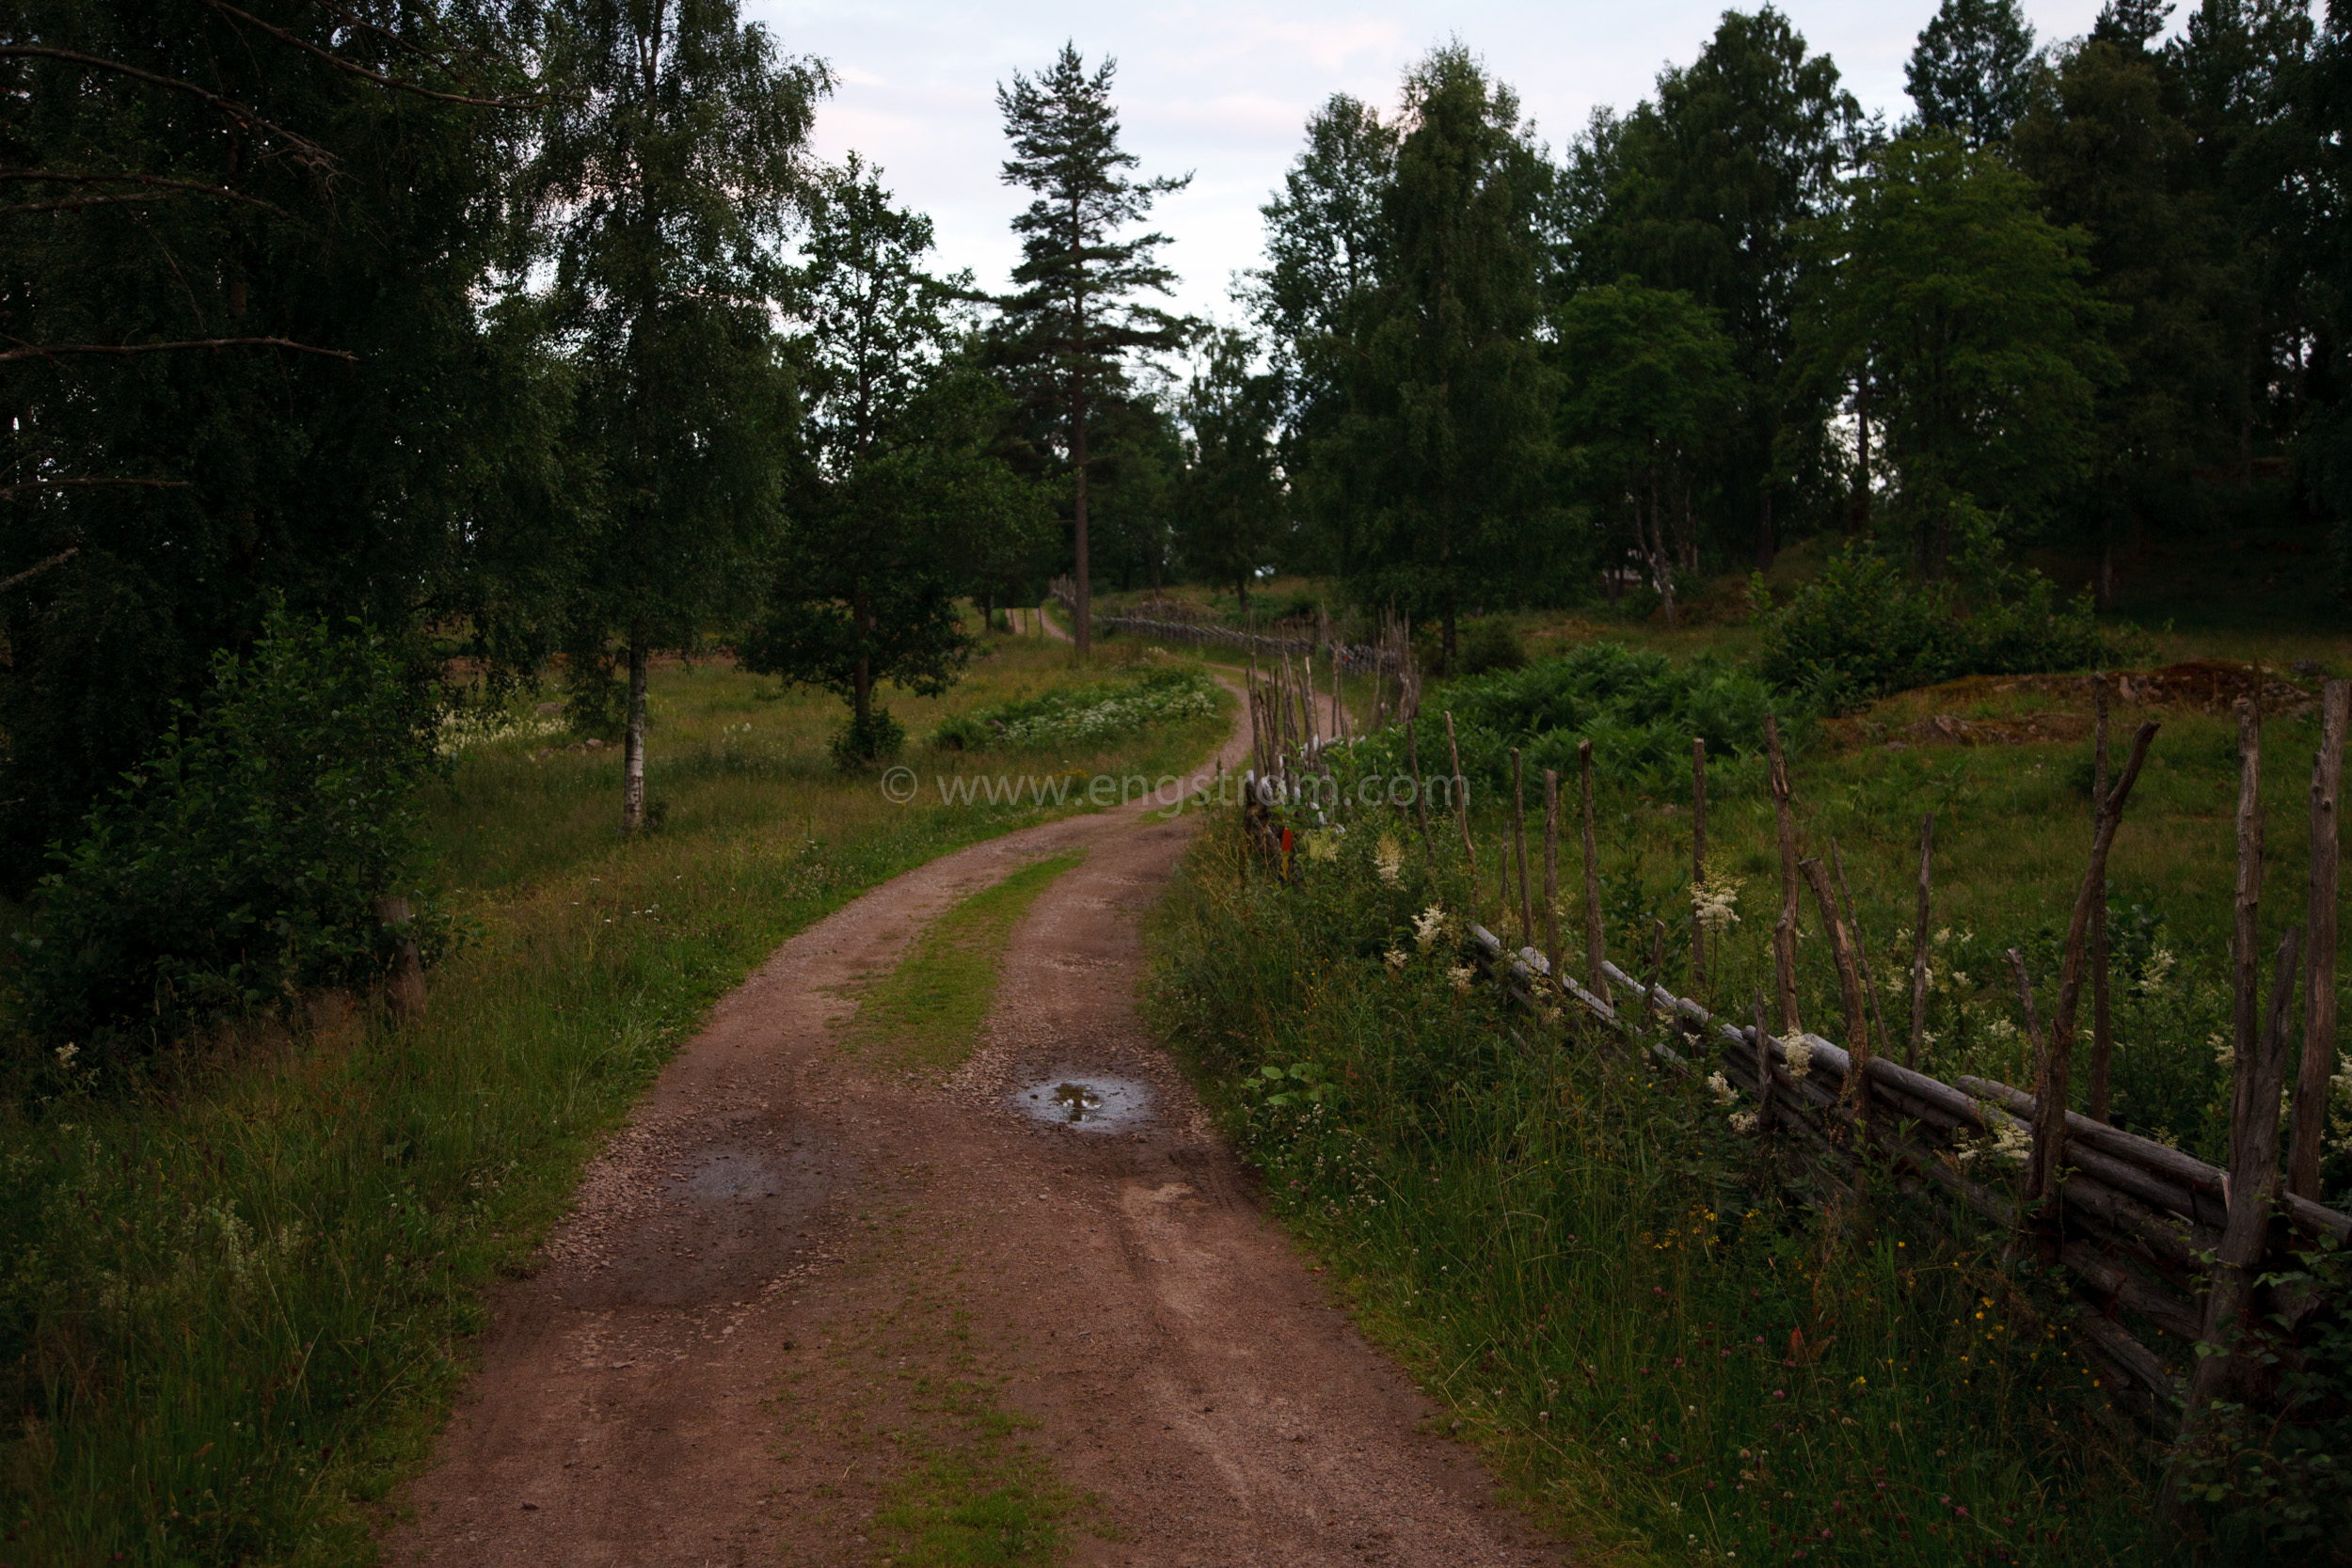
[
  {"x1": 829, "y1": 705, "x2": 907, "y2": 770},
  {"x1": 1359, "y1": 642, "x2": 1780, "y2": 796},
  {"x1": 1455, "y1": 617, "x2": 1526, "y2": 675},
  {"x1": 7, "y1": 610, "x2": 442, "y2": 1068},
  {"x1": 1756, "y1": 545, "x2": 2123, "y2": 708}
]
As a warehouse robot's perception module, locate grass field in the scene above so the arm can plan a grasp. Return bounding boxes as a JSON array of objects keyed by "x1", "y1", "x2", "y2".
[{"x1": 0, "y1": 630, "x2": 1227, "y2": 1567}]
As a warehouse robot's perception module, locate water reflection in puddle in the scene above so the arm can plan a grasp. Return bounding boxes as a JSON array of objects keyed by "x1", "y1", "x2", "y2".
[{"x1": 1012, "y1": 1073, "x2": 1151, "y2": 1132}]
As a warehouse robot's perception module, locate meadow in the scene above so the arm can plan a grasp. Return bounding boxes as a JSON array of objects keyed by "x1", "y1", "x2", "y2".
[{"x1": 0, "y1": 630, "x2": 1229, "y2": 1566}]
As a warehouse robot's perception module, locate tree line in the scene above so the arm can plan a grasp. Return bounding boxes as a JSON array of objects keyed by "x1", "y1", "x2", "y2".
[
  {"x1": 1198, "y1": 0, "x2": 2352, "y2": 663},
  {"x1": 6, "y1": 1, "x2": 2349, "y2": 884}
]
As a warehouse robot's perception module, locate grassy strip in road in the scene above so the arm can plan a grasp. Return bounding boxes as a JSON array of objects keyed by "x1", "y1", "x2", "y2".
[
  {"x1": 845, "y1": 850, "x2": 1085, "y2": 1077},
  {"x1": 0, "y1": 641, "x2": 1225, "y2": 1566}
]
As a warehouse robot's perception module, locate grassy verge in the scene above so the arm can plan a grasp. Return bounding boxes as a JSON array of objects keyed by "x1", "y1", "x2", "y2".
[
  {"x1": 845, "y1": 850, "x2": 1084, "y2": 1077},
  {"x1": 0, "y1": 637, "x2": 1226, "y2": 1567}
]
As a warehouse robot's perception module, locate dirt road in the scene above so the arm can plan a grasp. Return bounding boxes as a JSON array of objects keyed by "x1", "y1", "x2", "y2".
[{"x1": 382, "y1": 688, "x2": 1566, "y2": 1566}]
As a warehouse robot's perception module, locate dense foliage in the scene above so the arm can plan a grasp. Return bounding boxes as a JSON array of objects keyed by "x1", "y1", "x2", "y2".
[
  {"x1": 930, "y1": 663, "x2": 1217, "y2": 751},
  {"x1": 8, "y1": 611, "x2": 441, "y2": 1068},
  {"x1": 1756, "y1": 546, "x2": 2126, "y2": 706}
]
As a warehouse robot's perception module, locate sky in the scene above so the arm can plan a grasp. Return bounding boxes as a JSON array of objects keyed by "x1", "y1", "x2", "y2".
[{"x1": 747, "y1": 2, "x2": 2171, "y2": 331}]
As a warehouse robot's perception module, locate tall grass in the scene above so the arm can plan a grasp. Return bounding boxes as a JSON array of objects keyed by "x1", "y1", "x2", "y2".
[
  {"x1": 1146, "y1": 669, "x2": 2352, "y2": 1563},
  {"x1": 0, "y1": 639, "x2": 1229, "y2": 1566}
]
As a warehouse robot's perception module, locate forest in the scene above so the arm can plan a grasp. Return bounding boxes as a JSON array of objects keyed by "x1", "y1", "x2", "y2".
[{"x1": 2, "y1": 1, "x2": 2350, "y2": 1563}]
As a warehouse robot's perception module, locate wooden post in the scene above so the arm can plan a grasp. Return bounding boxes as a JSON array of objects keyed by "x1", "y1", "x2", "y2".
[
  {"x1": 1765, "y1": 712, "x2": 1802, "y2": 1037},
  {"x1": 1643, "y1": 918, "x2": 1667, "y2": 1032},
  {"x1": 2031, "y1": 721, "x2": 2160, "y2": 1221},
  {"x1": 1752, "y1": 990, "x2": 1775, "y2": 1132},
  {"x1": 1908, "y1": 814, "x2": 1933, "y2": 1070},
  {"x1": 1498, "y1": 822, "x2": 1512, "y2": 932},
  {"x1": 2090, "y1": 676, "x2": 2115, "y2": 1122},
  {"x1": 1830, "y1": 839, "x2": 1893, "y2": 1069},
  {"x1": 2007, "y1": 947, "x2": 2051, "y2": 1257},
  {"x1": 1800, "y1": 858, "x2": 1871, "y2": 1098},
  {"x1": 1580, "y1": 740, "x2": 1608, "y2": 1006},
  {"x1": 1513, "y1": 748, "x2": 1534, "y2": 948},
  {"x1": 2183, "y1": 927, "x2": 2304, "y2": 1439},
  {"x1": 2289, "y1": 680, "x2": 2347, "y2": 1199},
  {"x1": 1691, "y1": 737, "x2": 1709, "y2": 992},
  {"x1": 1543, "y1": 768, "x2": 1562, "y2": 982},
  {"x1": 1446, "y1": 711, "x2": 1477, "y2": 883},
  {"x1": 1406, "y1": 717, "x2": 1435, "y2": 864},
  {"x1": 374, "y1": 895, "x2": 426, "y2": 1017},
  {"x1": 2229, "y1": 699, "x2": 2263, "y2": 1155}
]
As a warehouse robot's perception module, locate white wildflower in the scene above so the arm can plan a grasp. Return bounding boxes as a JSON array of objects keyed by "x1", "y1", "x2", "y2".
[
  {"x1": 1305, "y1": 830, "x2": 1339, "y2": 863},
  {"x1": 2212, "y1": 1031, "x2": 2234, "y2": 1071},
  {"x1": 1933, "y1": 927, "x2": 1952, "y2": 946},
  {"x1": 55, "y1": 1042, "x2": 78, "y2": 1069},
  {"x1": 1783, "y1": 1036, "x2": 1815, "y2": 1082},
  {"x1": 1384, "y1": 946, "x2": 1408, "y2": 974},
  {"x1": 1729, "y1": 1110, "x2": 1760, "y2": 1135},
  {"x1": 1413, "y1": 904, "x2": 1448, "y2": 949},
  {"x1": 1447, "y1": 965, "x2": 1477, "y2": 994},
  {"x1": 2139, "y1": 946, "x2": 2175, "y2": 995},
  {"x1": 1992, "y1": 1119, "x2": 2032, "y2": 1163},
  {"x1": 1692, "y1": 879, "x2": 1742, "y2": 935},
  {"x1": 1375, "y1": 833, "x2": 1405, "y2": 887},
  {"x1": 1986, "y1": 1016, "x2": 2016, "y2": 1042},
  {"x1": 1707, "y1": 1072, "x2": 1738, "y2": 1106}
]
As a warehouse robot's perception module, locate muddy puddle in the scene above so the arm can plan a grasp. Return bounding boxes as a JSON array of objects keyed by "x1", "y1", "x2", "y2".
[{"x1": 1011, "y1": 1073, "x2": 1152, "y2": 1132}]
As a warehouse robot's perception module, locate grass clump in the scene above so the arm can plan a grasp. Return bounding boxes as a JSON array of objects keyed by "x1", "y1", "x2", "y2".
[{"x1": 847, "y1": 850, "x2": 1083, "y2": 1075}]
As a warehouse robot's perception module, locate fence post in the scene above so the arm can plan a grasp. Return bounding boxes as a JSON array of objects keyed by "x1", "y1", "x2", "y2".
[
  {"x1": 1691, "y1": 738, "x2": 1708, "y2": 993},
  {"x1": 1445, "y1": 711, "x2": 1477, "y2": 883},
  {"x1": 2231, "y1": 698, "x2": 2264, "y2": 1144},
  {"x1": 1580, "y1": 739, "x2": 1608, "y2": 1006},
  {"x1": 1513, "y1": 749, "x2": 1534, "y2": 949},
  {"x1": 1765, "y1": 712, "x2": 1802, "y2": 1038},
  {"x1": 2090, "y1": 675, "x2": 2115, "y2": 1122},
  {"x1": 1909, "y1": 814, "x2": 1934, "y2": 1069},
  {"x1": 1406, "y1": 717, "x2": 1435, "y2": 865},
  {"x1": 2288, "y1": 679, "x2": 2347, "y2": 1199},
  {"x1": 1543, "y1": 769, "x2": 1562, "y2": 982},
  {"x1": 374, "y1": 895, "x2": 426, "y2": 1017}
]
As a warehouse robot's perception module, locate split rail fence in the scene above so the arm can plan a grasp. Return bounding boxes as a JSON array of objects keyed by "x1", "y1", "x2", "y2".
[{"x1": 1238, "y1": 646, "x2": 2350, "y2": 1449}]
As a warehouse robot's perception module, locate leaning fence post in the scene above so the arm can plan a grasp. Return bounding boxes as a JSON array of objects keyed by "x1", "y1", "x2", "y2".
[
  {"x1": 1446, "y1": 711, "x2": 1477, "y2": 883},
  {"x1": 1752, "y1": 990, "x2": 1775, "y2": 1133},
  {"x1": 1512, "y1": 749, "x2": 1534, "y2": 949},
  {"x1": 2288, "y1": 679, "x2": 2347, "y2": 1199},
  {"x1": 1908, "y1": 813, "x2": 1934, "y2": 1069},
  {"x1": 2230, "y1": 698, "x2": 2264, "y2": 1146},
  {"x1": 1543, "y1": 768, "x2": 1563, "y2": 982},
  {"x1": 1691, "y1": 737, "x2": 1709, "y2": 993},
  {"x1": 1830, "y1": 839, "x2": 1893, "y2": 1071},
  {"x1": 2090, "y1": 675, "x2": 2115, "y2": 1123},
  {"x1": 1765, "y1": 712, "x2": 1802, "y2": 1038},
  {"x1": 1580, "y1": 739, "x2": 1608, "y2": 1006},
  {"x1": 2180, "y1": 927, "x2": 2303, "y2": 1453},
  {"x1": 1801, "y1": 859, "x2": 1872, "y2": 1154},
  {"x1": 1406, "y1": 716, "x2": 1435, "y2": 866}
]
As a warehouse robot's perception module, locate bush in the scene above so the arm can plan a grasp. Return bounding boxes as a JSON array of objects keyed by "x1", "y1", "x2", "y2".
[
  {"x1": 1359, "y1": 641, "x2": 1780, "y2": 796},
  {"x1": 830, "y1": 705, "x2": 907, "y2": 770},
  {"x1": 1455, "y1": 617, "x2": 1526, "y2": 675},
  {"x1": 1756, "y1": 545, "x2": 2123, "y2": 708},
  {"x1": 7, "y1": 610, "x2": 442, "y2": 1068}
]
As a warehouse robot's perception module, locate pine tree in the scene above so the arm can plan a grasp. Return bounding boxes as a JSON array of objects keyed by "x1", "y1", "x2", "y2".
[
  {"x1": 993, "y1": 42, "x2": 1193, "y2": 656},
  {"x1": 1906, "y1": 0, "x2": 2043, "y2": 149},
  {"x1": 521, "y1": 0, "x2": 826, "y2": 831},
  {"x1": 2092, "y1": 0, "x2": 2176, "y2": 49}
]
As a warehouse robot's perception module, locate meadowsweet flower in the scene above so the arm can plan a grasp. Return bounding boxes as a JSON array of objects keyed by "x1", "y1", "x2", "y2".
[
  {"x1": 1374, "y1": 833, "x2": 1405, "y2": 887},
  {"x1": 1305, "y1": 830, "x2": 1339, "y2": 863},
  {"x1": 1692, "y1": 877, "x2": 1742, "y2": 935},
  {"x1": 1783, "y1": 1036, "x2": 1814, "y2": 1081},
  {"x1": 1992, "y1": 1119, "x2": 2031, "y2": 1163},
  {"x1": 55, "y1": 1042, "x2": 78, "y2": 1069},
  {"x1": 1447, "y1": 964, "x2": 1476, "y2": 994},
  {"x1": 1986, "y1": 1016, "x2": 2016, "y2": 1042},
  {"x1": 2139, "y1": 945, "x2": 2176, "y2": 994},
  {"x1": 2212, "y1": 1031, "x2": 2234, "y2": 1071},
  {"x1": 1729, "y1": 1110, "x2": 1760, "y2": 1135},
  {"x1": 1707, "y1": 1072, "x2": 1737, "y2": 1106},
  {"x1": 1384, "y1": 946, "x2": 1408, "y2": 974},
  {"x1": 1413, "y1": 904, "x2": 1447, "y2": 949}
]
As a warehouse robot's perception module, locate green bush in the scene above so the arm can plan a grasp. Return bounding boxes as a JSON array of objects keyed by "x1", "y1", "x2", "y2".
[
  {"x1": 7, "y1": 610, "x2": 442, "y2": 1069},
  {"x1": 829, "y1": 705, "x2": 907, "y2": 770},
  {"x1": 1756, "y1": 546, "x2": 2123, "y2": 708},
  {"x1": 1359, "y1": 642, "x2": 1780, "y2": 796},
  {"x1": 1456, "y1": 617, "x2": 1527, "y2": 675}
]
